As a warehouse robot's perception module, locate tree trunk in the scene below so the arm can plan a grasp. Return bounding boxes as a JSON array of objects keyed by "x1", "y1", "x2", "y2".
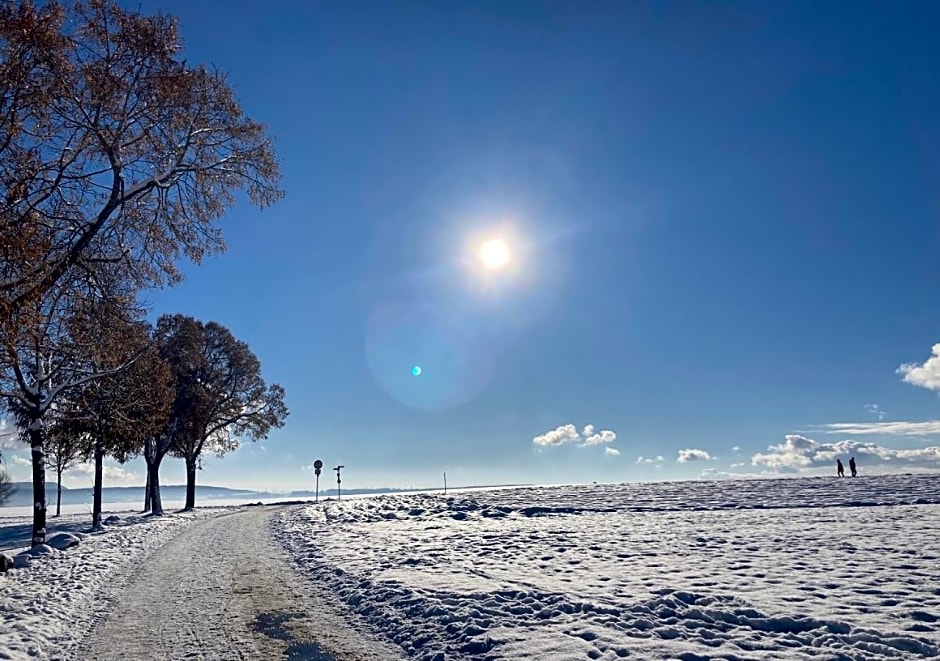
[
  {"x1": 92, "y1": 437, "x2": 104, "y2": 529},
  {"x1": 184, "y1": 457, "x2": 197, "y2": 510},
  {"x1": 143, "y1": 437, "x2": 154, "y2": 512},
  {"x1": 143, "y1": 460, "x2": 152, "y2": 512},
  {"x1": 28, "y1": 411, "x2": 46, "y2": 546},
  {"x1": 150, "y1": 453, "x2": 165, "y2": 516},
  {"x1": 28, "y1": 419, "x2": 47, "y2": 546},
  {"x1": 56, "y1": 470, "x2": 62, "y2": 517}
]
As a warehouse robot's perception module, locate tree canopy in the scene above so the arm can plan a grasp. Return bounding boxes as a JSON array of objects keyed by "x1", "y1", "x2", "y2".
[
  {"x1": 157, "y1": 314, "x2": 288, "y2": 510},
  {"x1": 0, "y1": 0, "x2": 283, "y2": 319},
  {"x1": 0, "y1": 0, "x2": 284, "y2": 544}
]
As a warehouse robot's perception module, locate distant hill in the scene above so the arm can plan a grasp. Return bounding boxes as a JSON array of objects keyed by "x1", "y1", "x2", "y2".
[
  {"x1": 2, "y1": 482, "x2": 260, "y2": 508},
  {"x1": 288, "y1": 487, "x2": 435, "y2": 497},
  {"x1": 2, "y1": 481, "x2": 531, "y2": 509},
  {"x1": 10, "y1": 481, "x2": 69, "y2": 492}
]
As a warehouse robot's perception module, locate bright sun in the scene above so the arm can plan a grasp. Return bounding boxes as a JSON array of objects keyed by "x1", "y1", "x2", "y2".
[{"x1": 479, "y1": 238, "x2": 511, "y2": 270}]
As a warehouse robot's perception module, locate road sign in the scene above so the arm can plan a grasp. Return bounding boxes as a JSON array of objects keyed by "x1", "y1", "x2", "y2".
[{"x1": 313, "y1": 459, "x2": 323, "y2": 476}]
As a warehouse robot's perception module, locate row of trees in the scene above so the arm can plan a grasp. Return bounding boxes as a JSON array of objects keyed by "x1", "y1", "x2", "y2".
[
  {"x1": 13, "y1": 312, "x2": 287, "y2": 526},
  {"x1": 0, "y1": 0, "x2": 287, "y2": 544}
]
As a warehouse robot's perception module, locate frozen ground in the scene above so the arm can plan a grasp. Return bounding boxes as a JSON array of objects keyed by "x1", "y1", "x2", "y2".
[
  {"x1": 274, "y1": 474, "x2": 940, "y2": 660},
  {"x1": 0, "y1": 505, "x2": 401, "y2": 661},
  {"x1": 77, "y1": 506, "x2": 402, "y2": 661}
]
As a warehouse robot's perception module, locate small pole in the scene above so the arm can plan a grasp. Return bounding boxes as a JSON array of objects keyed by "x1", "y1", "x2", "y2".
[
  {"x1": 334, "y1": 465, "x2": 344, "y2": 502},
  {"x1": 443, "y1": 471, "x2": 447, "y2": 495},
  {"x1": 313, "y1": 459, "x2": 323, "y2": 504}
]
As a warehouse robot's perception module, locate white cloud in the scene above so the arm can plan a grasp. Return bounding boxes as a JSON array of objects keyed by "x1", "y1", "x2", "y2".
[
  {"x1": 0, "y1": 419, "x2": 20, "y2": 449},
  {"x1": 67, "y1": 462, "x2": 140, "y2": 486},
  {"x1": 635, "y1": 455, "x2": 664, "y2": 464},
  {"x1": 731, "y1": 445, "x2": 740, "y2": 453},
  {"x1": 604, "y1": 447, "x2": 621, "y2": 456},
  {"x1": 532, "y1": 423, "x2": 617, "y2": 448},
  {"x1": 752, "y1": 435, "x2": 815, "y2": 469},
  {"x1": 532, "y1": 424, "x2": 581, "y2": 447},
  {"x1": 677, "y1": 449, "x2": 712, "y2": 463},
  {"x1": 865, "y1": 403, "x2": 886, "y2": 421},
  {"x1": 820, "y1": 421, "x2": 940, "y2": 437},
  {"x1": 751, "y1": 434, "x2": 940, "y2": 472},
  {"x1": 583, "y1": 429, "x2": 616, "y2": 446},
  {"x1": 12, "y1": 455, "x2": 30, "y2": 466},
  {"x1": 898, "y1": 344, "x2": 940, "y2": 391}
]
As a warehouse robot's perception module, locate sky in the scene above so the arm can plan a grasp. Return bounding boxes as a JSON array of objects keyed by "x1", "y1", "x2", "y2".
[{"x1": 4, "y1": 0, "x2": 940, "y2": 493}]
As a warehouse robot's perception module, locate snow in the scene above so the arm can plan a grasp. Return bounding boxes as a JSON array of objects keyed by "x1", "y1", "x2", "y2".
[
  {"x1": 273, "y1": 474, "x2": 940, "y2": 660},
  {"x1": 46, "y1": 533, "x2": 80, "y2": 551},
  {"x1": 0, "y1": 507, "x2": 234, "y2": 660},
  {"x1": 74, "y1": 505, "x2": 404, "y2": 661},
  {"x1": 1, "y1": 475, "x2": 938, "y2": 660}
]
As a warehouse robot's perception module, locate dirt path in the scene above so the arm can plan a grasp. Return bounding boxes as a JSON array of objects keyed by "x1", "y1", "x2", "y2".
[{"x1": 78, "y1": 506, "x2": 403, "y2": 661}]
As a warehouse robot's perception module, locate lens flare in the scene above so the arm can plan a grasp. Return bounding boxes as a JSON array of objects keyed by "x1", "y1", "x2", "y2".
[{"x1": 366, "y1": 303, "x2": 495, "y2": 411}]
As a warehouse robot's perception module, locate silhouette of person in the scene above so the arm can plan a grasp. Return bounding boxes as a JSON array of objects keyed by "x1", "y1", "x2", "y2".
[
  {"x1": 849, "y1": 457, "x2": 857, "y2": 477},
  {"x1": 837, "y1": 459, "x2": 845, "y2": 477}
]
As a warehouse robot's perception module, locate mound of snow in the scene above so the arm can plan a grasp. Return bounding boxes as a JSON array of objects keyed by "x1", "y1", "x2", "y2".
[
  {"x1": 23, "y1": 543, "x2": 55, "y2": 557},
  {"x1": 47, "y1": 533, "x2": 81, "y2": 551}
]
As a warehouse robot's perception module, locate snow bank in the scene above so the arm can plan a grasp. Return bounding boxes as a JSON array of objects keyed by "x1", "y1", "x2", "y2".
[
  {"x1": 0, "y1": 508, "x2": 233, "y2": 660},
  {"x1": 274, "y1": 474, "x2": 940, "y2": 660}
]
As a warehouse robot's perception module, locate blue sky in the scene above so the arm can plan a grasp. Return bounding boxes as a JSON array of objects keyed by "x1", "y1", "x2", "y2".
[{"x1": 5, "y1": 1, "x2": 940, "y2": 491}]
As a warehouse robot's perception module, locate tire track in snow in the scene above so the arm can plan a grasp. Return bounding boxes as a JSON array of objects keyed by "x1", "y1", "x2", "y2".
[{"x1": 78, "y1": 506, "x2": 402, "y2": 661}]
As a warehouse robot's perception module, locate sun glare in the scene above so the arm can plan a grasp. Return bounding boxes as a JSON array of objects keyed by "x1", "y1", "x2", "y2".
[{"x1": 479, "y1": 238, "x2": 511, "y2": 270}]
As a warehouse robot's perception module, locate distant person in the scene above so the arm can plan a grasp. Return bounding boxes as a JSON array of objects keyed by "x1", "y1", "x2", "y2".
[
  {"x1": 837, "y1": 459, "x2": 845, "y2": 477},
  {"x1": 849, "y1": 457, "x2": 857, "y2": 477}
]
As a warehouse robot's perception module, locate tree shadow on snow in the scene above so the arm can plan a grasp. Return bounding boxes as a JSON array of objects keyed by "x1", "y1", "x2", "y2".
[{"x1": 0, "y1": 512, "x2": 154, "y2": 553}]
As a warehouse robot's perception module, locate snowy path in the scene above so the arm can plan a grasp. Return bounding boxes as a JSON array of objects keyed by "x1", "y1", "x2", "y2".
[{"x1": 78, "y1": 506, "x2": 402, "y2": 661}]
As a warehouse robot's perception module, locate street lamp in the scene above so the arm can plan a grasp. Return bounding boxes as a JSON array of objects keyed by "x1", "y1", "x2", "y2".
[{"x1": 334, "y1": 465, "x2": 344, "y2": 502}]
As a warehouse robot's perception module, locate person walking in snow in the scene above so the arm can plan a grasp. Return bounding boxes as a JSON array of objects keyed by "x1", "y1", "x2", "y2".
[
  {"x1": 849, "y1": 457, "x2": 857, "y2": 477},
  {"x1": 837, "y1": 459, "x2": 845, "y2": 477}
]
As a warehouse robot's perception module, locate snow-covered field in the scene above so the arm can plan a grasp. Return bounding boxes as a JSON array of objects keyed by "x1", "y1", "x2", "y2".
[
  {"x1": 274, "y1": 474, "x2": 940, "y2": 660},
  {"x1": 0, "y1": 508, "x2": 233, "y2": 660}
]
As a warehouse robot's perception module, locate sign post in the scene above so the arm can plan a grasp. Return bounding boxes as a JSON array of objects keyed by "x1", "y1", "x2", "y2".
[
  {"x1": 334, "y1": 465, "x2": 344, "y2": 502},
  {"x1": 313, "y1": 459, "x2": 323, "y2": 503}
]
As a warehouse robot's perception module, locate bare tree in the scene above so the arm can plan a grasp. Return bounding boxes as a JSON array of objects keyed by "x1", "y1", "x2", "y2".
[
  {"x1": 0, "y1": 281, "x2": 141, "y2": 543},
  {"x1": 0, "y1": 460, "x2": 14, "y2": 506},
  {"x1": 43, "y1": 415, "x2": 82, "y2": 517},
  {"x1": 61, "y1": 319, "x2": 172, "y2": 527},
  {"x1": 0, "y1": 0, "x2": 283, "y2": 544},
  {"x1": 158, "y1": 315, "x2": 287, "y2": 510},
  {"x1": 145, "y1": 314, "x2": 202, "y2": 515},
  {"x1": 0, "y1": 0, "x2": 283, "y2": 315}
]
